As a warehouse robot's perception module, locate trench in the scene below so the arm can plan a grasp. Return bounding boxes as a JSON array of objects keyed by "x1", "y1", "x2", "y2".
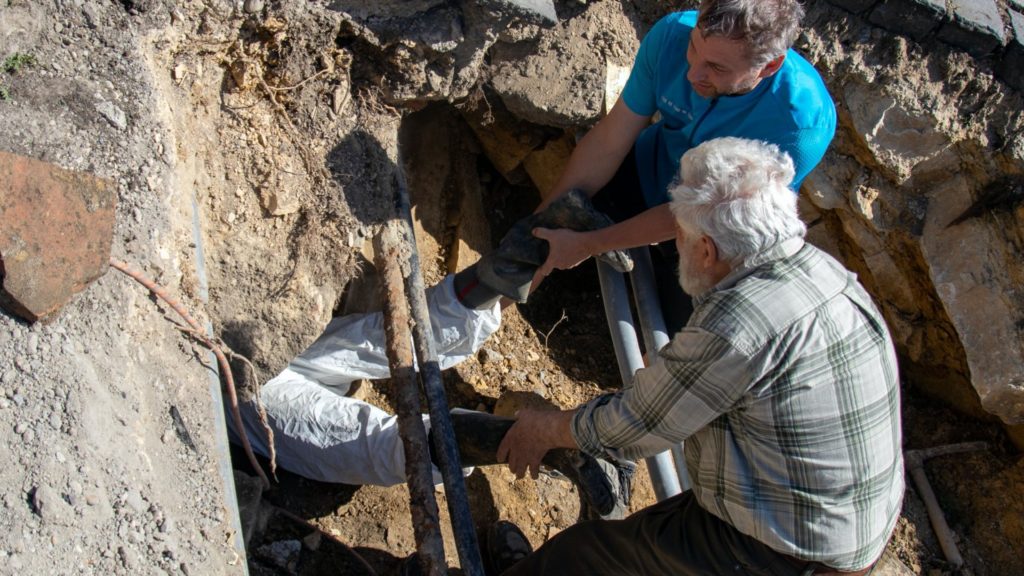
[
  {"x1": 224, "y1": 100, "x2": 1024, "y2": 576},
  {"x1": 226, "y1": 101, "x2": 631, "y2": 576},
  {"x1": 161, "y1": 12, "x2": 1024, "y2": 576}
]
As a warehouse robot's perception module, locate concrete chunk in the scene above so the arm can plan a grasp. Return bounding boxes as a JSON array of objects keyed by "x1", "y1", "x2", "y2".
[
  {"x1": 938, "y1": 0, "x2": 1007, "y2": 57},
  {"x1": 868, "y1": 0, "x2": 944, "y2": 42},
  {"x1": 998, "y1": 10, "x2": 1024, "y2": 92},
  {"x1": 0, "y1": 151, "x2": 116, "y2": 322}
]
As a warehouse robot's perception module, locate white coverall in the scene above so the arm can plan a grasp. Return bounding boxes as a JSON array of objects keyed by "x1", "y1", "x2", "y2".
[{"x1": 228, "y1": 275, "x2": 501, "y2": 486}]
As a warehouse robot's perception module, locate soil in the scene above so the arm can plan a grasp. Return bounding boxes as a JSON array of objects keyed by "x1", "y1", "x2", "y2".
[{"x1": 0, "y1": 1, "x2": 1022, "y2": 576}]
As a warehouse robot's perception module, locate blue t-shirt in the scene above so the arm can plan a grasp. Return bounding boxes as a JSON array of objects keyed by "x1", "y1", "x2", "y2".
[{"x1": 621, "y1": 11, "x2": 837, "y2": 206}]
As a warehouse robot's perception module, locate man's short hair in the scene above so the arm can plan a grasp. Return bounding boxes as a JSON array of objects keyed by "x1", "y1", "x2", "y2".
[
  {"x1": 697, "y1": 0, "x2": 805, "y2": 66},
  {"x1": 669, "y1": 137, "x2": 806, "y2": 264}
]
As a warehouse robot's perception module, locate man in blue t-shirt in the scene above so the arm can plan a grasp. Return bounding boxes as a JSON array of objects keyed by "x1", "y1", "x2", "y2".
[{"x1": 531, "y1": 0, "x2": 836, "y2": 332}]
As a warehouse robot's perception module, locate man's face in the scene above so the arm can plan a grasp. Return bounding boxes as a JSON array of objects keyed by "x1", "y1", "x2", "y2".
[{"x1": 686, "y1": 28, "x2": 773, "y2": 99}]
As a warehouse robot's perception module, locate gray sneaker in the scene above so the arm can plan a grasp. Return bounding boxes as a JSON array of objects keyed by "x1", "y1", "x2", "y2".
[{"x1": 543, "y1": 451, "x2": 635, "y2": 521}]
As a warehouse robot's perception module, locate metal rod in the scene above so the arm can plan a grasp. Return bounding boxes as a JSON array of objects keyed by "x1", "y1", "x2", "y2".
[
  {"x1": 374, "y1": 224, "x2": 447, "y2": 576},
  {"x1": 392, "y1": 165, "x2": 487, "y2": 576},
  {"x1": 596, "y1": 259, "x2": 682, "y2": 501}
]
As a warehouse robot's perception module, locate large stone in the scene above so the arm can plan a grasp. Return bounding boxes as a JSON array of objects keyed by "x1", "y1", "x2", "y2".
[
  {"x1": 841, "y1": 84, "x2": 951, "y2": 185},
  {"x1": 461, "y1": 88, "x2": 549, "y2": 177},
  {"x1": 523, "y1": 133, "x2": 574, "y2": 197},
  {"x1": 997, "y1": 11, "x2": 1024, "y2": 93},
  {"x1": 937, "y1": 0, "x2": 1007, "y2": 57},
  {"x1": 0, "y1": 151, "x2": 116, "y2": 322},
  {"x1": 921, "y1": 176, "x2": 1024, "y2": 426},
  {"x1": 868, "y1": 0, "x2": 944, "y2": 42},
  {"x1": 487, "y1": 1, "x2": 638, "y2": 127}
]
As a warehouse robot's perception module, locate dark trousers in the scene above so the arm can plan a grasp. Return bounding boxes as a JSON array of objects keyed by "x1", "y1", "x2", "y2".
[
  {"x1": 590, "y1": 149, "x2": 694, "y2": 335},
  {"x1": 502, "y1": 491, "x2": 817, "y2": 576}
]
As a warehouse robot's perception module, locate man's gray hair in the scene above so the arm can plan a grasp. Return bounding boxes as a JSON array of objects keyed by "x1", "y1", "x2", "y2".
[
  {"x1": 669, "y1": 137, "x2": 805, "y2": 264},
  {"x1": 698, "y1": 0, "x2": 805, "y2": 66}
]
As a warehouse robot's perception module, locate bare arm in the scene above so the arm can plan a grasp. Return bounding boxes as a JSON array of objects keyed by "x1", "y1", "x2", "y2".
[{"x1": 538, "y1": 99, "x2": 651, "y2": 210}]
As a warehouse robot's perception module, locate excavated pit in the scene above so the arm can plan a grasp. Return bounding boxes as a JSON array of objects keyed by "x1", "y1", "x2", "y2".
[
  {"x1": 158, "y1": 4, "x2": 1024, "y2": 574},
  {"x1": 1, "y1": 1, "x2": 1023, "y2": 575}
]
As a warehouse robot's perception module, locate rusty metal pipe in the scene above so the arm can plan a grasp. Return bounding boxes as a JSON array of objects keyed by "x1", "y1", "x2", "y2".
[
  {"x1": 390, "y1": 164, "x2": 487, "y2": 576},
  {"x1": 374, "y1": 224, "x2": 447, "y2": 576}
]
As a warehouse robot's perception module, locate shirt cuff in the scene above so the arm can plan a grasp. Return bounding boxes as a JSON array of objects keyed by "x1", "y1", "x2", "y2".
[{"x1": 571, "y1": 394, "x2": 627, "y2": 461}]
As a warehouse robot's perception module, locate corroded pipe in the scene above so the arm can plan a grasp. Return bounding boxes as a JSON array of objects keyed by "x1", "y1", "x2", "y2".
[
  {"x1": 374, "y1": 224, "x2": 447, "y2": 576},
  {"x1": 390, "y1": 164, "x2": 486, "y2": 576}
]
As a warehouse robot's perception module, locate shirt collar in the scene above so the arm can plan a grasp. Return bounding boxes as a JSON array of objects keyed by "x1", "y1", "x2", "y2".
[{"x1": 693, "y1": 236, "x2": 805, "y2": 305}]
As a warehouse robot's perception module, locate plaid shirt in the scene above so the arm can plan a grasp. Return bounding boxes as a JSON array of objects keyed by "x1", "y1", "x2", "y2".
[{"x1": 573, "y1": 238, "x2": 904, "y2": 570}]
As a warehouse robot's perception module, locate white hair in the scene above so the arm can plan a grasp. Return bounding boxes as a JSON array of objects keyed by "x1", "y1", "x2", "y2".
[{"x1": 669, "y1": 137, "x2": 805, "y2": 265}]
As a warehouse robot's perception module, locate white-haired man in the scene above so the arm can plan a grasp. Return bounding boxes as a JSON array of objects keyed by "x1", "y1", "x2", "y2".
[
  {"x1": 494, "y1": 137, "x2": 903, "y2": 575},
  {"x1": 531, "y1": 0, "x2": 836, "y2": 335}
]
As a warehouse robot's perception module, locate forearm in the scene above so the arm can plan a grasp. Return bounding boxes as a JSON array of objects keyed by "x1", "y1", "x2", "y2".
[
  {"x1": 579, "y1": 203, "x2": 676, "y2": 256},
  {"x1": 544, "y1": 130, "x2": 631, "y2": 205}
]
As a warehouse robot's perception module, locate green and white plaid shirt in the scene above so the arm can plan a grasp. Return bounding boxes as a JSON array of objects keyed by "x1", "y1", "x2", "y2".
[{"x1": 573, "y1": 237, "x2": 904, "y2": 570}]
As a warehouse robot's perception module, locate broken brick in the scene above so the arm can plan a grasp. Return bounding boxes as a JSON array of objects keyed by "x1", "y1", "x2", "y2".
[{"x1": 0, "y1": 151, "x2": 117, "y2": 322}]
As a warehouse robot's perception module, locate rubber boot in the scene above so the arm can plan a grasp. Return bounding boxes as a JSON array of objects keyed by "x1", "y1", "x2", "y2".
[
  {"x1": 441, "y1": 408, "x2": 633, "y2": 520},
  {"x1": 470, "y1": 189, "x2": 634, "y2": 304}
]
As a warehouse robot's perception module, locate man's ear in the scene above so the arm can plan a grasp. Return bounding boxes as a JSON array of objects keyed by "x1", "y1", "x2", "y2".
[
  {"x1": 757, "y1": 54, "x2": 785, "y2": 79},
  {"x1": 699, "y1": 235, "x2": 719, "y2": 268}
]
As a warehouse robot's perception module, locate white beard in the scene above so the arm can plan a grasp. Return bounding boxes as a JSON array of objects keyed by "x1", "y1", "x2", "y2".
[{"x1": 677, "y1": 246, "x2": 714, "y2": 297}]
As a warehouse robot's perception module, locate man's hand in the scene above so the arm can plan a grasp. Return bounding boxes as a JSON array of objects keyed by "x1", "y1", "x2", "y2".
[
  {"x1": 497, "y1": 408, "x2": 577, "y2": 479},
  {"x1": 532, "y1": 227, "x2": 594, "y2": 281}
]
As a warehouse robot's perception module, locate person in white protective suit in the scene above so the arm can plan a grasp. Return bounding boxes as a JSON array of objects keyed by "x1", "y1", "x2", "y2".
[{"x1": 228, "y1": 190, "x2": 636, "y2": 519}]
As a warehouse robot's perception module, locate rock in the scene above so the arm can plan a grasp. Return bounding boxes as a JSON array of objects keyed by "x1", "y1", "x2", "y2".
[
  {"x1": 258, "y1": 172, "x2": 303, "y2": 216},
  {"x1": 0, "y1": 151, "x2": 117, "y2": 322},
  {"x1": 487, "y1": 2, "x2": 635, "y2": 127},
  {"x1": 479, "y1": 347, "x2": 504, "y2": 365},
  {"x1": 867, "y1": 0, "x2": 944, "y2": 42},
  {"x1": 937, "y1": 0, "x2": 1007, "y2": 57},
  {"x1": 257, "y1": 540, "x2": 301, "y2": 571},
  {"x1": 998, "y1": 10, "x2": 1024, "y2": 93},
  {"x1": 841, "y1": 83, "x2": 951, "y2": 185},
  {"x1": 243, "y1": 0, "x2": 264, "y2": 13},
  {"x1": 523, "y1": 133, "x2": 574, "y2": 197},
  {"x1": 117, "y1": 546, "x2": 138, "y2": 570},
  {"x1": 124, "y1": 490, "x2": 147, "y2": 514},
  {"x1": 96, "y1": 101, "x2": 128, "y2": 130},
  {"x1": 32, "y1": 485, "x2": 71, "y2": 524},
  {"x1": 460, "y1": 88, "x2": 547, "y2": 175},
  {"x1": 81, "y1": 4, "x2": 100, "y2": 28}
]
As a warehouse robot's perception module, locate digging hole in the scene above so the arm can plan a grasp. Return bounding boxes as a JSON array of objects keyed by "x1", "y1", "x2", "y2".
[{"x1": 229, "y1": 100, "x2": 631, "y2": 576}]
